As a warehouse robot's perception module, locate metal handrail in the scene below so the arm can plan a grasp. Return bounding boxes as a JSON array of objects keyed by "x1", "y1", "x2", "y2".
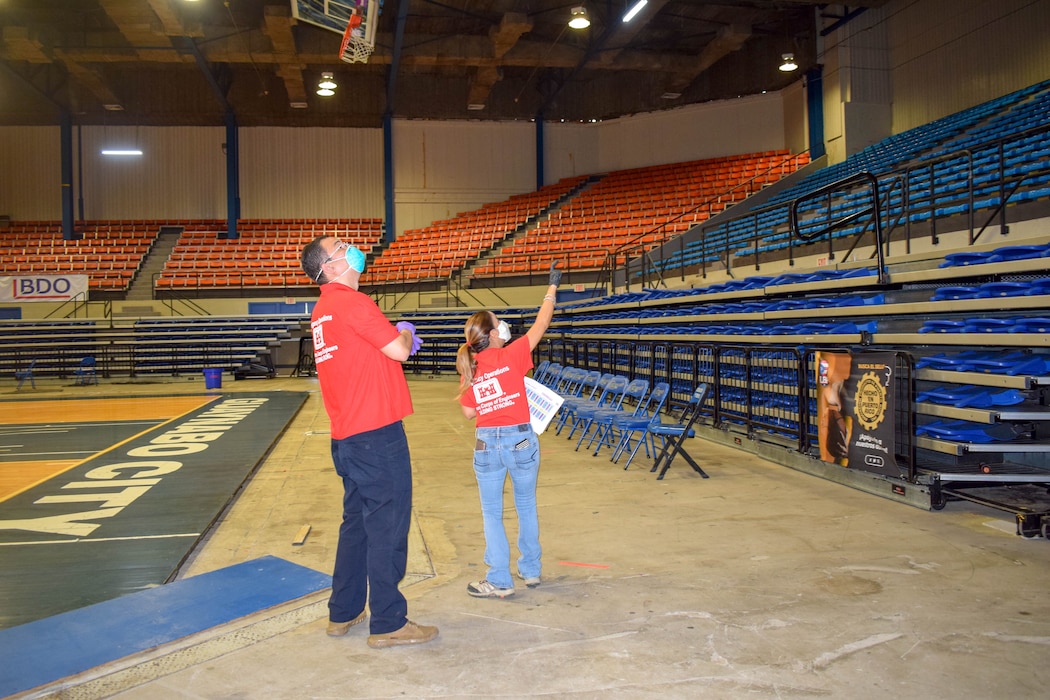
[{"x1": 790, "y1": 171, "x2": 888, "y2": 284}]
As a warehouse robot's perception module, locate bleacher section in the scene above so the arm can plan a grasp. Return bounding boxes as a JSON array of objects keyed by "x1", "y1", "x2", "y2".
[
  {"x1": 361, "y1": 178, "x2": 587, "y2": 286},
  {"x1": 381, "y1": 227, "x2": 1050, "y2": 524},
  {"x1": 156, "y1": 219, "x2": 384, "y2": 292},
  {"x1": 0, "y1": 314, "x2": 304, "y2": 379},
  {"x1": 469, "y1": 151, "x2": 808, "y2": 281},
  {"x1": 0, "y1": 220, "x2": 160, "y2": 291},
  {"x1": 657, "y1": 80, "x2": 1050, "y2": 276},
  {"x1": 0, "y1": 218, "x2": 384, "y2": 295}
]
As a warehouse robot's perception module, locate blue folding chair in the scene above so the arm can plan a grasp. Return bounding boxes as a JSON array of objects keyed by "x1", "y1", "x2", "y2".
[
  {"x1": 15, "y1": 359, "x2": 36, "y2": 390},
  {"x1": 555, "y1": 370, "x2": 606, "y2": 435},
  {"x1": 610, "y1": 382, "x2": 672, "y2": 468},
  {"x1": 570, "y1": 375, "x2": 630, "y2": 447},
  {"x1": 533, "y1": 360, "x2": 551, "y2": 384},
  {"x1": 548, "y1": 363, "x2": 568, "y2": 386},
  {"x1": 74, "y1": 357, "x2": 98, "y2": 385},
  {"x1": 554, "y1": 367, "x2": 588, "y2": 399},
  {"x1": 647, "y1": 383, "x2": 712, "y2": 480},
  {"x1": 579, "y1": 378, "x2": 650, "y2": 454}
]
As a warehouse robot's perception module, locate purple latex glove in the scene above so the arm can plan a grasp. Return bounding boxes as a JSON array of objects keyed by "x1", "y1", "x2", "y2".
[{"x1": 396, "y1": 321, "x2": 423, "y2": 356}]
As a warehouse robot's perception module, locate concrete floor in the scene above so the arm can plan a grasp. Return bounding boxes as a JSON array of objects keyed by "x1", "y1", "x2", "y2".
[{"x1": 23, "y1": 374, "x2": 1050, "y2": 699}]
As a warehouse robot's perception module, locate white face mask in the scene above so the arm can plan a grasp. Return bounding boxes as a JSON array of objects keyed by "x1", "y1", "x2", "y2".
[{"x1": 496, "y1": 320, "x2": 512, "y2": 342}]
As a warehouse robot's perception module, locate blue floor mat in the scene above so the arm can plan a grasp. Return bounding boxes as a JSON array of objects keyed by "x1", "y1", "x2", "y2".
[{"x1": 0, "y1": 556, "x2": 331, "y2": 697}]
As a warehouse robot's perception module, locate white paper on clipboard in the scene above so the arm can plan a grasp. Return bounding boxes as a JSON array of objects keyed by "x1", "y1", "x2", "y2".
[{"x1": 524, "y1": 377, "x2": 564, "y2": 434}]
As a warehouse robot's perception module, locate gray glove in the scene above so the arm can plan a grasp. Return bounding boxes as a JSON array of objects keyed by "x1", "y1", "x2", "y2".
[{"x1": 548, "y1": 261, "x2": 563, "y2": 287}]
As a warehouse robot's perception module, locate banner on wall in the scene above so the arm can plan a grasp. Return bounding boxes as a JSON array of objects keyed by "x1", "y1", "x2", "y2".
[
  {"x1": 0, "y1": 276, "x2": 89, "y2": 302},
  {"x1": 815, "y1": 350, "x2": 899, "y2": 477}
]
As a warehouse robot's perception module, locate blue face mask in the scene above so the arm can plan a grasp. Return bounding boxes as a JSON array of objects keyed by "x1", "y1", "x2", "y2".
[
  {"x1": 317, "y1": 242, "x2": 366, "y2": 282},
  {"x1": 345, "y1": 244, "x2": 366, "y2": 273}
]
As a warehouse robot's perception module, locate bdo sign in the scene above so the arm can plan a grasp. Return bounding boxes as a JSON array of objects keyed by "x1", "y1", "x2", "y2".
[{"x1": 1, "y1": 275, "x2": 90, "y2": 302}]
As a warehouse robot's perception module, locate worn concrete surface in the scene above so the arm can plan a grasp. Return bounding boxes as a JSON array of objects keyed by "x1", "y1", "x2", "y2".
[{"x1": 19, "y1": 374, "x2": 1049, "y2": 699}]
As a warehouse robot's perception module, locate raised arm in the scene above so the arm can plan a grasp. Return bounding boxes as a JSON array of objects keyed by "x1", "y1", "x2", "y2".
[{"x1": 525, "y1": 262, "x2": 562, "y2": 350}]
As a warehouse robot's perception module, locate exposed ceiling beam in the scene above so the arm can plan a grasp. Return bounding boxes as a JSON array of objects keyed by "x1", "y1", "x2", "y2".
[
  {"x1": 262, "y1": 4, "x2": 307, "y2": 106},
  {"x1": 467, "y1": 12, "x2": 533, "y2": 110},
  {"x1": 99, "y1": 0, "x2": 181, "y2": 62},
  {"x1": 34, "y1": 30, "x2": 719, "y2": 75},
  {"x1": 55, "y1": 51, "x2": 124, "y2": 108},
  {"x1": 663, "y1": 23, "x2": 752, "y2": 96},
  {"x1": 2, "y1": 26, "x2": 51, "y2": 64},
  {"x1": 145, "y1": 0, "x2": 199, "y2": 37},
  {"x1": 0, "y1": 59, "x2": 68, "y2": 116},
  {"x1": 0, "y1": 0, "x2": 829, "y2": 126}
]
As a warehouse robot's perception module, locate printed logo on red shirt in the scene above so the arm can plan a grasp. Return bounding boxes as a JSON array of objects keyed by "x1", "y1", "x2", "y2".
[
  {"x1": 474, "y1": 377, "x2": 503, "y2": 402},
  {"x1": 311, "y1": 314, "x2": 338, "y2": 364}
]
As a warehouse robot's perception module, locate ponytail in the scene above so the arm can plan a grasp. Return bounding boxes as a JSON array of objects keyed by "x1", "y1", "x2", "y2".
[{"x1": 457, "y1": 310, "x2": 497, "y2": 396}]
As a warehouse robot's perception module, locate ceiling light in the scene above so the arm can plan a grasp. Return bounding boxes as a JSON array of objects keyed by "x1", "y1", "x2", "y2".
[
  {"x1": 779, "y1": 53, "x2": 798, "y2": 72},
  {"x1": 101, "y1": 149, "x2": 143, "y2": 156},
  {"x1": 318, "y1": 72, "x2": 337, "y2": 90},
  {"x1": 102, "y1": 104, "x2": 124, "y2": 111},
  {"x1": 568, "y1": 6, "x2": 590, "y2": 29},
  {"x1": 622, "y1": 0, "x2": 648, "y2": 23},
  {"x1": 467, "y1": 103, "x2": 485, "y2": 111},
  {"x1": 316, "y1": 87, "x2": 335, "y2": 96},
  {"x1": 290, "y1": 102, "x2": 308, "y2": 109},
  {"x1": 660, "y1": 91, "x2": 681, "y2": 100}
]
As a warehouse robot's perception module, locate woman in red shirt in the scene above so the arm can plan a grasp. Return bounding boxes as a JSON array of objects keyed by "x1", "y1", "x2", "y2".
[{"x1": 457, "y1": 265, "x2": 561, "y2": 598}]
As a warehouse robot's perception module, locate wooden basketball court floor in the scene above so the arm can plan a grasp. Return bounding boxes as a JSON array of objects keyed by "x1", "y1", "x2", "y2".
[{"x1": 0, "y1": 386, "x2": 309, "y2": 631}]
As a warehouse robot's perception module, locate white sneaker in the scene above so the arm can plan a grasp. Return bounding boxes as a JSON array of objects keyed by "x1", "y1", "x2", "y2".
[
  {"x1": 467, "y1": 579, "x2": 515, "y2": 598},
  {"x1": 517, "y1": 573, "x2": 541, "y2": 588}
]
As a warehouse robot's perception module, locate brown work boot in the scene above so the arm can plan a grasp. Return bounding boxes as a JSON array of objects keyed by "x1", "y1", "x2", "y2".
[
  {"x1": 326, "y1": 610, "x2": 366, "y2": 637},
  {"x1": 367, "y1": 620, "x2": 439, "y2": 649}
]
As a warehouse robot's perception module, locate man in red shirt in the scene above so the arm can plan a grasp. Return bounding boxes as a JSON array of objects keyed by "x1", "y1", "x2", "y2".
[{"x1": 301, "y1": 236, "x2": 437, "y2": 649}]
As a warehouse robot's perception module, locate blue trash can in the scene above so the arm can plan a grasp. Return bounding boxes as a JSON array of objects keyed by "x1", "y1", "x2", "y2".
[{"x1": 203, "y1": 368, "x2": 223, "y2": 389}]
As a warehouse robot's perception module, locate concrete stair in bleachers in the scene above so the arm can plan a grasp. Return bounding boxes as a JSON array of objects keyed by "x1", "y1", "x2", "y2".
[{"x1": 125, "y1": 228, "x2": 181, "y2": 301}]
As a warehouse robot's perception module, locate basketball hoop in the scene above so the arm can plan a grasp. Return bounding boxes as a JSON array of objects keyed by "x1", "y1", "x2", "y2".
[
  {"x1": 339, "y1": 13, "x2": 373, "y2": 64},
  {"x1": 340, "y1": 36, "x2": 374, "y2": 64}
]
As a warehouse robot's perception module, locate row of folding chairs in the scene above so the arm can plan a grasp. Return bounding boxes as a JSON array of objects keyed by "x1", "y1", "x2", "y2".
[{"x1": 532, "y1": 361, "x2": 711, "y2": 480}]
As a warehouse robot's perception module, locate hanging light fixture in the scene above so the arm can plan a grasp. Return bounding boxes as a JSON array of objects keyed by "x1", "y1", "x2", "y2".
[
  {"x1": 568, "y1": 6, "x2": 590, "y2": 29},
  {"x1": 317, "y1": 71, "x2": 337, "y2": 96},
  {"x1": 779, "y1": 53, "x2": 798, "y2": 72}
]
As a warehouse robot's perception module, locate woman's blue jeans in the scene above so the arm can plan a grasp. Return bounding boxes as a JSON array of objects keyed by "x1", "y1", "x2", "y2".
[{"x1": 473, "y1": 423, "x2": 541, "y2": 589}]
